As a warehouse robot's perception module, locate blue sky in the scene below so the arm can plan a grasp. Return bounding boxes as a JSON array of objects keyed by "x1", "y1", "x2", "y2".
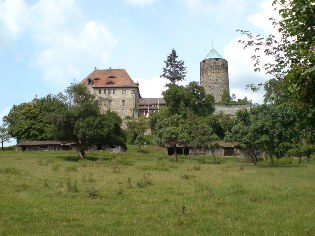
[{"x1": 0, "y1": 0, "x2": 277, "y2": 125}]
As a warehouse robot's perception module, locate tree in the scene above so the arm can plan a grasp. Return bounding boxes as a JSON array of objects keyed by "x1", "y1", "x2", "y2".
[
  {"x1": 161, "y1": 49, "x2": 187, "y2": 84},
  {"x1": 163, "y1": 82, "x2": 215, "y2": 117},
  {"x1": 48, "y1": 83, "x2": 126, "y2": 159},
  {"x1": 187, "y1": 114, "x2": 218, "y2": 151},
  {"x1": 125, "y1": 115, "x2": 149, "y2": 149},
  {"x1": 156, "y1": 114, "x2": 190, "y2": 162},
  {"x1": 0, "y1": 126, "x2": 10, "y2": 150},
  {"x1": 205, "y1": 112, "x2": 234, "y2": 139},
  {"x1": 225, "y1": 109, "x2": 262, "y2": 165},
  {"x1": 237, "y1": 0, "x2": 315, "y2": 126},
  {"x1": 3, "y1": 97, "x2": 59, "y2": 143},
  {"x1": 226, "y1": 104, "x2": 299, "y2": 165}
]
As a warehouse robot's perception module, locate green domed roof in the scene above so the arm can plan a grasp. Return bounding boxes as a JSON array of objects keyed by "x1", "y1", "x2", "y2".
[{"x1": 205, "y1": 48, "x2": 223, "y2": 59}]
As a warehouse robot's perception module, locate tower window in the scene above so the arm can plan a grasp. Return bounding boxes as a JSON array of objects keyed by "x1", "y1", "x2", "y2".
[{"x1": 122, "y1": 100, "x2": 125, "y2": 106}]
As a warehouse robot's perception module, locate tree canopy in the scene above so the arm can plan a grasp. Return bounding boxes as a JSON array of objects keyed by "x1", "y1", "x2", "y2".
[
  {"x1": 238, "y1": 0, "x2": 315, "y2": 125},
  {"x1": 47, "y1": 83, "x2": 126, "y2": 158},
  {"x1": 160, "y1": 49, "x2": 187, "y2": 84}
]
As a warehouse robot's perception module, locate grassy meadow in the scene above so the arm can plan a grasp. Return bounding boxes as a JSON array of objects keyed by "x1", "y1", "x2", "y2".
[{"x1": 0, "y1": 146, "x2": 314, "y2": 236}]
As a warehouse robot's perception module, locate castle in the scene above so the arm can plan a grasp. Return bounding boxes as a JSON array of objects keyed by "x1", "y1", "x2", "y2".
[{"x1": 81, "y1": 48, "x2": 249, "y2": 118}]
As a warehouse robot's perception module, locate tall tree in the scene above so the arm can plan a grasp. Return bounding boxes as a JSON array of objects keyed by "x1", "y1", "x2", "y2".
[{"x1": 161, "y1": 49, "x2": 187, "y2": 85}]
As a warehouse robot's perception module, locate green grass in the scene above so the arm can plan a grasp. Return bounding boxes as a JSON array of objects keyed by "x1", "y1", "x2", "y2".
[{"x1": 0, "y1": 146, "x2": 314, "y2": 235}]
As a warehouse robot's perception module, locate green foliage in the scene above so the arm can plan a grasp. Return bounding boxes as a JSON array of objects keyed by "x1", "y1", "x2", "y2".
[
  {"x1": 226, "y1": 103, "x2": 299, "y2": 165},
  {"x1": 125, "y1": 115, "x2": 149, "y2": 149},
  {"x1": 163, "y1": 82, "x2": 215, "y2": 117},
  {"x1": 3, "y1": 97, "x2": 60, "y2": 143},
  {"x1": 156, "y1": 114, "x2": 190, "y2": 161},
  {"x1": 47, "y1": 83, "x2": 126, "y2": 158},
  {"x1": 237, "y1": 0, "x2": 315, "y2": 126},
  {"x1": 205, "y1": 112, "x2": 234, "y2": 139},
  {"x1": 160, "y1": 49, "x2": 187, "y2": 84},
  {"x1": 0, "y1": 126, "x2": 10, "y2": 149},
  {"x1": 218, "y1": 90, "x2": 251, "y2": 105}
]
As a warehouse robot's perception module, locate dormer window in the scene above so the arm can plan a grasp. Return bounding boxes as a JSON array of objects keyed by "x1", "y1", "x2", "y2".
[{"x1": 106, "y1": 76, "x2": 116, "y2": 84}]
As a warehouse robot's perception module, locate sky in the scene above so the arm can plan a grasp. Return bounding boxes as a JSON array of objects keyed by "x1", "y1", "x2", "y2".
[{"x1": 0, "y1": 0, "x2": 279, "y2": 126}]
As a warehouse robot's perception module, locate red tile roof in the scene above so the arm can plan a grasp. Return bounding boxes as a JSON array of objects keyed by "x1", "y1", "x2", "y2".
[{"x1": 81, "y1": 68, "x2": 139, "y2": 88}]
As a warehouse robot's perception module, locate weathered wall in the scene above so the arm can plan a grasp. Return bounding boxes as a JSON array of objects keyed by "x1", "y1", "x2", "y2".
[
  {"x1": 214, "y1": 104, "x2": 251, "y2": 116},
  {"x1": 200, "y1": 58, "x2": 229, "y2": 102},
  {"x1": 92, "y1": 87, "x2": 139, "y2": 118}
]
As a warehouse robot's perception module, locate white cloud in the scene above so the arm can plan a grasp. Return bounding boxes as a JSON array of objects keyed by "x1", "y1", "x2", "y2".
[
  {"x1": 224, "y1": 36, "x2": 271, "y2": 104},
  {"x1": 0, "y1": 0, "x2": 29, "y2": 50},
  {"x1": 35, "y1": 20, "x2": 117, "y2": 86},
  {"x1": 248, "y1": 0, "x2": 278, "y2": 35},
  {"x1": 0, "y1": 0, "x2": 117, "y2": 87},
  {"x1": 126, "y1": 0, "x2": 156, "y2": 6},
  {"x1": 136, "y1": 76, "x2": 167, "y2": 98}
]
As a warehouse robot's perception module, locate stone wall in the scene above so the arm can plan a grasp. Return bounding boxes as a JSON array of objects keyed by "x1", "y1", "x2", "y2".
[
  {"x1": 92, "y1": 87, "x2": 139, "y2": 118},
  {"x1": 200, "y1": 58, "x2": 229, "y2": 102},
  {"x1": 214, "y1": 104, "x2": 251, "y2": 116}
]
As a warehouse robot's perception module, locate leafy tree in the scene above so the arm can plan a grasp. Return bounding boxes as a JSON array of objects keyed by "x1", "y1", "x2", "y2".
[
  {"x1": 156, "y1": 114, "x2": 190, "y2": 162},
  {"x1": 205, "y1": 112, "x2": 234, "y2": 139},
  {"x1": 163, "y1": 82, "x2": 215, "y2": 117},
  {"x1": 0, "y1": 126, "x2": 10, "y2": 150},
  {"x1": 238, "y1": 0, "x2": 315, "y2": 126},
  {"x1": 160, "y1": 49, "x2": 187, "y2": 84},
  {"x1": 48, "y1": 83, "x2": 126, "y2": 159},
  {"x1": 225, "y1": 109, "x2": 262, "y2": 165},
  {"x1": 125, "y1": 115, "x2": 149, "y2": 149},
  {"x1": 3, "y1": 98, "x2": 59, "y2": 143},
  {"x1": 187, "y1": 114, "x2": 218, "y2": 151},
  {"x1": 227, "y1": 104, "x2": 299, "y2": 165}
]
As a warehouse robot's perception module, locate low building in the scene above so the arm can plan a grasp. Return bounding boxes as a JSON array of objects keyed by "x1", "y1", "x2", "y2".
[
  {"x1": 81, "y1": 68, "x2": 141, "y2": 118},
  {"x1": 17, "y1": 141, "x2": 75, "y2": 151},
  {"x1": 166, "y1": 141, "x2": 244, "y2": 157},
  {"x1": 139, "y1": 98, "x2": 166, "y2": 117}
]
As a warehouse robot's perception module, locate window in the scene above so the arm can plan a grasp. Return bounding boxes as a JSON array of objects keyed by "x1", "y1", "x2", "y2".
[
  {"x1": 112, "y1": 89, "x2": 115, "y2": 94},
  {"x1": 98, "y1": 89, "x2": 101, "y2": 94},
  {"x1": 108, "y1": 89, "x2": 111, "y2": 94},
  {"x1": 131, "y1": 89, "x2": 135, "y2": 94},
  {"x1": 122, "y1": 89, "x2": 126, "y2": 94},
  {"x1": 122, "y1": 100, "x2": 125, "y2": 106},
  {"x1": 104, "y1": 89, "x2": 106, "y2": 94}
]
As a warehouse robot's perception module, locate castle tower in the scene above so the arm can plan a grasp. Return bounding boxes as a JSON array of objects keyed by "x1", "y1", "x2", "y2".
[{"x1": 200, "y1": 48, "x2": 229, "y2": 103}]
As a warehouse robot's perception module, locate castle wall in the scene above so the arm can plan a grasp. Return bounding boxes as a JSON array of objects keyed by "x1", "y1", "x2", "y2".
[
  {"x1": 92, "y1": 87, "x2": 139, "y2": 118},
  {"x1": 214, "y1": 104, "x2": 251, "y2": 116},
  {"x1": 200, "y1": 58, "x2": 229, "y2": 102}
]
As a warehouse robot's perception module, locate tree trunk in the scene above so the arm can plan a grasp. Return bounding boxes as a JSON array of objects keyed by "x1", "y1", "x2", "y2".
[
  {"x1": 76, "y1": 146, "x2": 85, "y2": 159},
  {"x1": 174, "y1": 146, "x2": 178, "y2": 162},
  {"x1": 1, "y1": 141, "x2": 3, "y2": 150},
  {"x1": 270, "y1": 155, "x2": 274, "y2": 166}
]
